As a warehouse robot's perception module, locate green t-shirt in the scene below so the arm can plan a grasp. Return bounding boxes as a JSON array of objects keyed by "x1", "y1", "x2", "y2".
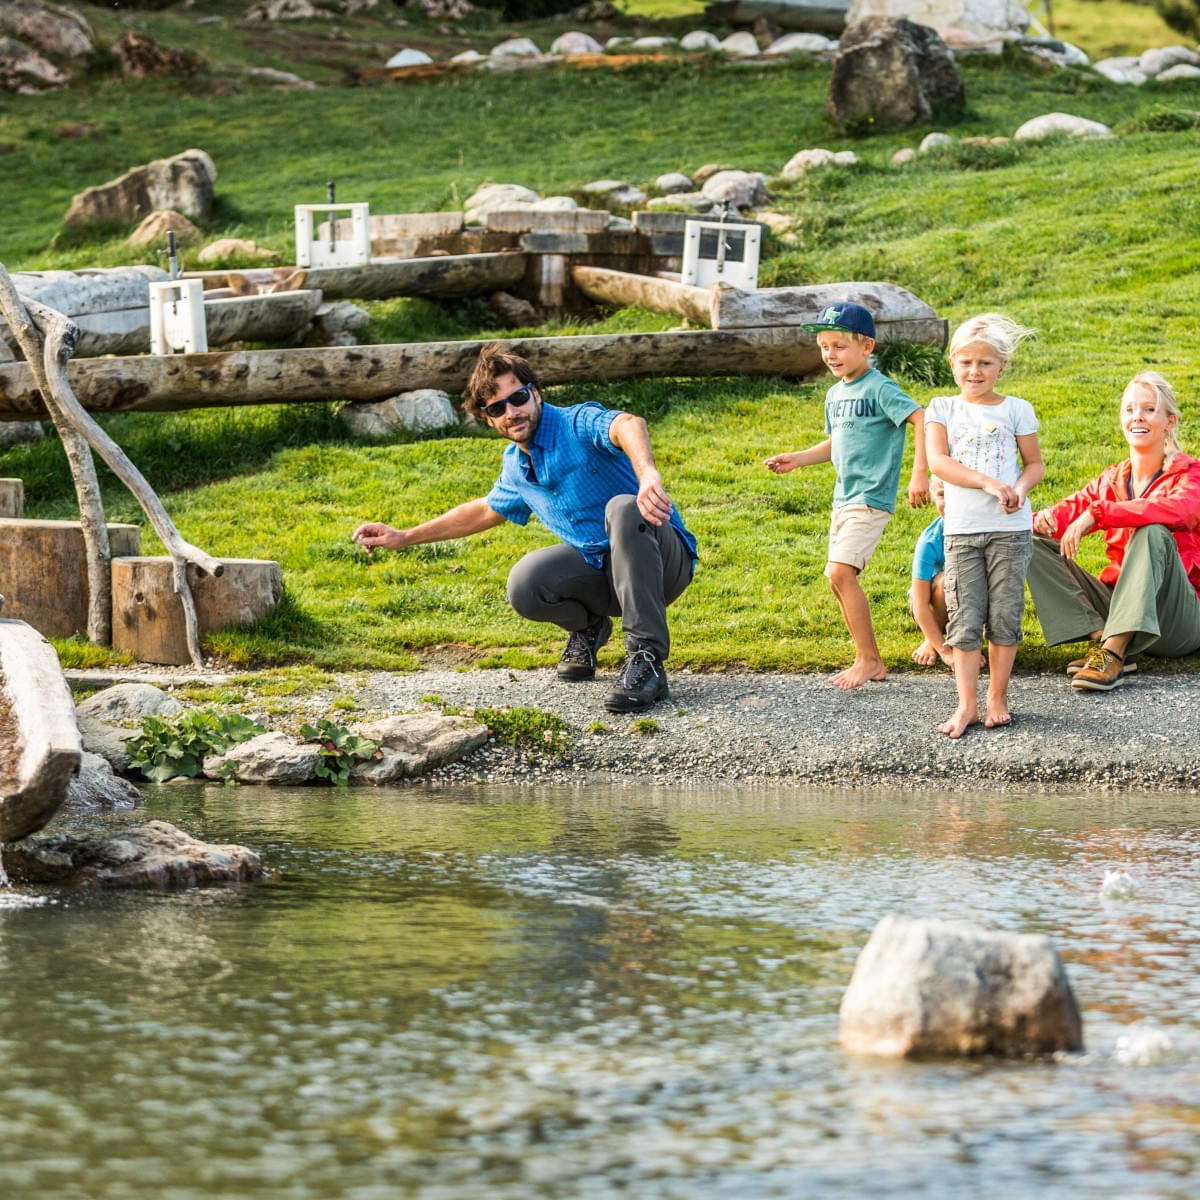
[{"x1": 823, "y1": 368, "x2": 918, "y2": 513}]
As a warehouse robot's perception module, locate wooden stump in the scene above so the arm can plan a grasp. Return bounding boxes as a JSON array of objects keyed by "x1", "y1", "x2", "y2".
[
  {"x1": 0, "y1": 519, "x2": 140, "y2": 637},
  {"x1": 111, "y1": 557, "x2": 283, "y2": 665},
  {"x1": 0, "y1": 478, "x2": 23, "y2": 518}
]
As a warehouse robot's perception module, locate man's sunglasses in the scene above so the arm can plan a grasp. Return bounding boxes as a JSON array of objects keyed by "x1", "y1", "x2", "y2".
[{"x1": 480, "y1": 383, "x2": 535, "y2": 420}]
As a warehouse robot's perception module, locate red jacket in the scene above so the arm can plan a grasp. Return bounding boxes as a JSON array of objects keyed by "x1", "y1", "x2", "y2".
[{"x1": 1042, "y1": 452, "x2": 1200, "y2": 598}]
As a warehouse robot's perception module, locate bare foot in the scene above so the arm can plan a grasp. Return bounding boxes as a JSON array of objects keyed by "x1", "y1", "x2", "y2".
[
  {"x1": 938, "y1": 704, "x2": 979, "y2": 739},
  {"x1": 911, "y1": 639, "x2": 939, "y2": 667},
  {"x1": 985, "y1": 696, "x2": 1012, "y2": 728},
  {"x1": 829, "y1": 661, "x2": 888, "y2": 690}
]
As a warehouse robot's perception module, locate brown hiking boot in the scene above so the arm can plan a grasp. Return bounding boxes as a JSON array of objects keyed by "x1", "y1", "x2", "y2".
[
  {"x1": 1066, "y1": 652, "x2": 1136, "y2": 678},
  {"x1": 1071, "y1": 647, "x2": 1129, "y2": 692}
]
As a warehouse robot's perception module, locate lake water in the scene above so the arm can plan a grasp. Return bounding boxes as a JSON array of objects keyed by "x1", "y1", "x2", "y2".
[{"x1": 1, "y1": 784, "x2": 1198, "y2": 1199}]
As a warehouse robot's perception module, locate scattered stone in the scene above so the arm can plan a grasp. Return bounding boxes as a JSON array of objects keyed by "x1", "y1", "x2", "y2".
[
  {"x1": 4, "y1": 820, "x2": 272, "y2": 888},
  {"x1": 766, "y1": 32, "x2": 837, "y2": 54},
  {"x1": 0, "y1": 37, "x2": 67, "y2": 92},
  {"x1": 571, "y1": 1, "x2": 619, "y2": 19},
  {"x1": 531, "y1": 196, "x2": 578, "y2": 212},
  {"x1": 550, "y1": 32, "x2": 603, "y2": 55},
  {"x1": 720, "y1": 32, "x2": 762, "y2": 57},
  {"x1": 838, "y1": 914, "x2": 1084, "y2": 1057},
  {"x1": 76, "y1": 715, "x2": 135, "y2": 774},
  {"x1": 245, "y1": 65, "x2": 317, "y2": 88},
  {"x1": 487, "y1": 290, "x2": 540, "y2": 328},
  {"x1": 1013, "y1": 111, "x2": 1112, "y2": 140},
  {"x1": 409, "y1": 0, "x2": 474, "y2": 17},
  {"x1": 581, "y1": 179, "x2": 648, "y2": 208},
  {"x1": 0, "y1": 0, "x2": 94, "y2": 60},
  {"x1": 700, "y1": 169, "x2": 771, "y2": 209},
  {"x1": 605, "y1": 37, "x2": 633, "y2": 51},
  {"x1": 680, "y1": 30, "x2": 721, "y2": 52},
  {"x1": 491, "y1": 37, "x2": 541, "y2": 57},
  {"x1": 310, "y1": 300, "x2": 369, "y2": 345},
  {"x1": 631, "y1": 36, "x2": 677, "y2": 51},
  {"x1": 1158, "y1": 63, "x2": 1200, "y2": 82},
  {"x1": 77, "y1": 683, "x2": 184, "y2": 725},
  {"x1": 64, "y1": 148, "x2": 217, "y2": 228},
  {"x1": 203, "y1": 731, "x2": 321, "y2": 784},
  {"x1": 780, "y1": 147, "x2": 835, "y2": 177},
  {"x1": 692, "y1": 162, "x2": 737, "y2": 184},
  {"x1": 1019, "y1": 37, "x2": 1089, "y2": 69},
  {"x1": 244, "y1": 0, "x2": 327, "y2": 20},
  {"x1": 0, "y1": 421, "x2": 44, "y2": 445},
  {"x1": 464, "y1": 182, "x2": 540, "y2": 224},
  {"x1": 386, "y1": 47, "x2": 434, "y2": 68},
  {"x1": 339, "y1": 389, "x2": 459, "y2": 437},
  {"x1": 350, "y1": 712, "x2": 489, "y2": 782},
  {"x1": 451, "y1": 49, "x2": 485, "y2": 63},
  {"x1": 919, "y1": 131, "x2": 953, "y2": 152},
  {"x1": 64, "y1": 750, "x2": 142, "y2": 812},
  {"x1": 127, "y1": 210, "x2": 200, "y2": 250},
  {"x1": 655, "y1": 171, "x2": 694, "y2": 194},
  {"x1": 112, "y1": 32, "x2": 203, "y2": 79},
  {"x1": 197, "y1": 237, "x2": 280, "y2": 263},
  {"x1": 1139, "y1": 45, "x2": 1199, "y2": 76},
  {"x1": 1092, "y1": 59, "x2": 1146, "y2": 85},
  {"x1": 829, "y1": 18, "x2": 965, "y2": 129}
]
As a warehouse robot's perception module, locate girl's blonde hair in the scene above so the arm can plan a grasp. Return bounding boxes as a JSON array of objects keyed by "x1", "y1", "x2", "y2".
[
  {"x1": 1124, "y1": 370, "x2": 1182, "y2": 453},
  {"x1": 948, "y1": 313, "x2": 1036, "y2": 362}
]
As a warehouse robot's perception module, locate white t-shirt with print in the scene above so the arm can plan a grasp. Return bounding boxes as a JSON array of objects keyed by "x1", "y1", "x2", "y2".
[{"x1": 926, "y1": 394, "x2": 1039, "y2": 535}]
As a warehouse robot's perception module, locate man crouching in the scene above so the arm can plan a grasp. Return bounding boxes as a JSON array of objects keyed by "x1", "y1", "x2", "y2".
[{"x1": 352, "y1": 344, "x2": 697, "y2": 712}]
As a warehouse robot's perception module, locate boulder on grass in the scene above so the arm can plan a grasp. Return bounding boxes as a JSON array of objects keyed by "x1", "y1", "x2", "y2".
[
  {"x1": 1013, "y1": 112, "x2": 1112, "y2": 140},
  {"x1": 0, "y1": 36, "x2": 67, "y2": 92},
  {"x1": 827, "y1": 18, "x2": 964, "y2": 129},
  {"x1": 112, "y1": 32, "x2": 203, "y2": 79},
  {"x1": 127, "y1": 210, "x2": 200, "y2": 250},
  {"x1": 0, "y1": 1, "x2": 94, "y2": 60},
  {"x1": 64, "y1": 149, "x2": 217, "y2": 228},
  {"x1": 838, "y1": 914, "x2": 1084, "y2": 1057},
  {"x1": 339, "y1": 389, "x2": 458, "y2": 437}
]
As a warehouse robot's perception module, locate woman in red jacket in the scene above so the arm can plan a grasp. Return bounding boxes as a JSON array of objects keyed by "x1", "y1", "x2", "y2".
[{"x1": 1028, "y1": 371, "x2": 1200, "y2": 691}]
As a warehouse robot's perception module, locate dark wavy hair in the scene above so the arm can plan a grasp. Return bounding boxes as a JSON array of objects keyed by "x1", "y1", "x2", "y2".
[{"x1": 463, "y1": 343, "x2": 541, "y2": 416}]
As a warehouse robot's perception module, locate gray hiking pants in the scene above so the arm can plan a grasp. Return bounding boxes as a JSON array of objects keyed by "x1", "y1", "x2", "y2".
[{"x1": 506, "y1": 494, "x2": 693, "y2": 659}]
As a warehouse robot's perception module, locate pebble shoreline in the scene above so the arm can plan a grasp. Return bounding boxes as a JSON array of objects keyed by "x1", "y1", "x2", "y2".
[{"x1": 69, "y1": 666, "x2": 1200, "y2": 794}]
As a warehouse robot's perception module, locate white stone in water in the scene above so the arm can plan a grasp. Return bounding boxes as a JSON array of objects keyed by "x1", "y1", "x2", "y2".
[
  {"x1": 1014, "y1": 112, "x2": 1113, "y2": 140},
  {"x1": 1113, "y1": 1025, "x2": 1171, "y2": 1067},
  {"x1": 1100, "y1": 867, "x2": 1137, "y2": 899},
  {"x1": 920, "y1": 131, "x2": 954, "y2": 152},
  {"x1": 385, "y1": 47, "x2": 433, "y2": 68},
  {"x1": 766, "y1": 33, "x2": 837, "y2": 55},
  {"x1": 680, "y1": 30, "x2": 720, "y2": 52},
  {"x1": 550, "y1": 32, "x2": 602, "y2": 55},
  {"x1": 491, "y1": 37, "x2": 541, "y2": 58},
  {"x1": 720, "y1": 32, "x2": 761, "y2": 57}
]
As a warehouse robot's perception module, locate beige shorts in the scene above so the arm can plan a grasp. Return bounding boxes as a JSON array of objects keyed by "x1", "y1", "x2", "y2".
[{"x1": 825, "y1": 504, "x2": 891, "y2": 577}]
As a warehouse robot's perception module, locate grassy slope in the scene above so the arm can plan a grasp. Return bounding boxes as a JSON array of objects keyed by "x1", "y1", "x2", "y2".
[{"x1": 1, "y1": 5, "x2": 1198, "y2": 672}]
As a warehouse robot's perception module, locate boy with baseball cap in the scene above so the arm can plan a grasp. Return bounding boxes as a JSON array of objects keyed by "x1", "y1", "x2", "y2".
[{"x1": 765, "y1": 301, "x2": 930, "y2": 688}]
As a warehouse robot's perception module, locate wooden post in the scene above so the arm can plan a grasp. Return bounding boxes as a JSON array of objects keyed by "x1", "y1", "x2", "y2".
[{"x1": 0, "y1": 478, "x2": 23, "y2": 518}]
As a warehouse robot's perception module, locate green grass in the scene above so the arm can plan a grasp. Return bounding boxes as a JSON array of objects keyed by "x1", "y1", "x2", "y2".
[{"x1": 3, "y1": 6, "x2": 1200, "y2": 675}]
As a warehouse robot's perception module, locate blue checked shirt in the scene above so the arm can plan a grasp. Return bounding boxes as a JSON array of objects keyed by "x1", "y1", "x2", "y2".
[{"x1": 485, "y1": 401, "x2": 698, "y2": 571}]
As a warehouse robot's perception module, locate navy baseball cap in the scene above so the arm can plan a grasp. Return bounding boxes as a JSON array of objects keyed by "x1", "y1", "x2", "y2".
[{"x1": 801, "y1": 301, "x2": 876, "y2": 339}]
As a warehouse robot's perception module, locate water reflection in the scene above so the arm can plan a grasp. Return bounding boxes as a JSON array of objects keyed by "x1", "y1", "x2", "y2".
[{"x1": 1, "y1": 784, "x2": 1198, "y2": 1198}]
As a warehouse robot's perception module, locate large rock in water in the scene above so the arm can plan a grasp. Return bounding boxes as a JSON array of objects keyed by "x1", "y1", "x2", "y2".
[
  {"x1": 845, "y1": 0, "x2": 1029, "y2": 48},
  {"x1": 64, "y1": 148, "x2": 217, "y2": 229},
  {"x1": 827, "y1": 18, "x2": 964, "y2": 129},
  {"x1": 4, "y1": 820, "x2": 272, "y2": 888},
  {"x1": 0, "y1": 1, "x2": 95, "y2": 59},
  {"x1": 838, "y1": 914, "x2": 1084, "y2": 1057}
]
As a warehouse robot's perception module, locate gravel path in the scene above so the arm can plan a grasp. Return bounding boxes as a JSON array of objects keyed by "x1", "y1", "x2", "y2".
[
  {"x1": 353, "y1": 666, "x2": 1198, "y2": 793},
  {"x1": 67, "y1": 665, "x2": 1200, "y2": 794}
]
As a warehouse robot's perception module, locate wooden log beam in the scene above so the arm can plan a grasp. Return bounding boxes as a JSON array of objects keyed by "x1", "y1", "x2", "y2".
[
  {"x1": 571, "y1": 265, "x2": 713, "y2": 327},
  {"x1": 187, "y1": 252, "x2": 528, "y2": 301},
  {"x1": 0, "y1": 327, "x2": 853, "y2": 420},
  {"x1": 711, "y1": 280, "x2": 945, "y2": 338}
]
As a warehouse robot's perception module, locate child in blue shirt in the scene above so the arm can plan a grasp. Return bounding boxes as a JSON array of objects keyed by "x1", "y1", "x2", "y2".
[{"x1": 909, "y1": 476, "x2": 950, "y2": 667}]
